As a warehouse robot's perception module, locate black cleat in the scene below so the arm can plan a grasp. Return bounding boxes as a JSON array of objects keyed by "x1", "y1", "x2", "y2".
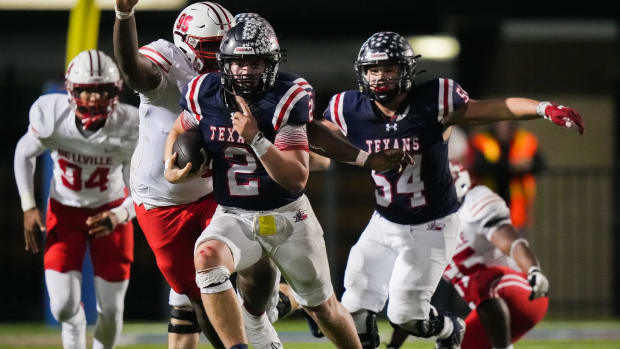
[{"x1": 435, "y1": 315, "x2": 465, "y2": 349}]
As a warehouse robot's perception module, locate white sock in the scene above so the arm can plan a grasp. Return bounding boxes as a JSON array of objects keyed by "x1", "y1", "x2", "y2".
[
  {"x1": 92, "y1": 277, "x2": 129, "y2": 349},
  {"x1": 493, "y1": 345, "x2": 514, "y2": 349},
  {"x1": 436, "y1": 316, "x2": 454, "y2": 339},
  {"x1": 45, "y1": 270, "x2": 86, "y2": 349}
]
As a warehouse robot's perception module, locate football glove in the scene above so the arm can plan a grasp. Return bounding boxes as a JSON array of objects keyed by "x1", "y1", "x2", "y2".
[
  {"x1": 537, "y1": 101, "x2": 584, "y2": 135},
  {"x1": 527, "y1": 266, "x2": 549, "y2": 300}
]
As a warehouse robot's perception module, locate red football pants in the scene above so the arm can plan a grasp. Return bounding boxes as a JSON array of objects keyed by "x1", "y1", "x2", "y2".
[
  {"x1": 44, "y1": 198, "x2": 134, "y2": 282},
  {"x1": 462, "y1": 267, "x2": 548, "y2": 349},
  {"x1": 135, "y1": 194, "x2": 217, "y2": 301}
]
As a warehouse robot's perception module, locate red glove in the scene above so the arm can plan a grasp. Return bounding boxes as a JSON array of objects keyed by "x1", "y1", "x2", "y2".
[{"x1": 537, "y1": 102, "x2": 584, "y2": 135}]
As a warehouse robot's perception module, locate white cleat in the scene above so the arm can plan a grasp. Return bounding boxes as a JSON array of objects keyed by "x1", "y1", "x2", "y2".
[{"x1": 242, "y1": 306, "x2": 283, "y2": 349}]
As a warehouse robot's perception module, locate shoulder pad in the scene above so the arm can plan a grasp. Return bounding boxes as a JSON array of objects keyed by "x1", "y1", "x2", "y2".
[
  {"x1": 28, "y1": 94, "x2": 66, "y2": 139},
  {"x1": 463, "y1": 185, "x2": 510, "y2": 223},
  {"x1": 180, "y1": 73, "x2": 219, "y2": 120},
  {"x1": 139, "y1": 39, "x2": 175, "y2": 74},
  {"x1": 271, "y1": 81, "x2": 312, "y2": 130}
]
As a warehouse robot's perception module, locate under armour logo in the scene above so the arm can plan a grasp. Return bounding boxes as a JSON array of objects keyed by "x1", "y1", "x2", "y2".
[{"x1": 386, "y1": 123, "x2": 398, "y2": 132}]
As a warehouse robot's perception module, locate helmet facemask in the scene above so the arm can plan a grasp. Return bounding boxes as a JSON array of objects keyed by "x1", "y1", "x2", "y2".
[
  {"x1": 65, "y1": 50, "x2": 122, "y2": 130},
  {"x1": 66, "y1": 82, "x2": 121, "y2": 129},
  {"x1": 219, "y1": 54, "x2": 280, "y2": 98},
  {"x1": 356, "y1": 58, "x2": 416, "y2": 103},
  {"x1": 176, "y1": 33, "x2": 223, "y2": 73}
]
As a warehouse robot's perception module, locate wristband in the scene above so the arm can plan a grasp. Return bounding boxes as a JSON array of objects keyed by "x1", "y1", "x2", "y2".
[
  {"x1": 110, "y1": 206, "x2": 129, "y2": 223},
  {"x1": 21, "y1": 195, "x2": 37, "y2": 212},
  {"x1": 355, "y1": 150, "x2": 369, "y2": 167},
  {"x1": 536, "y1": 101, "x2": 552, "y2": 119},
  {"x1": 115, "y1": 5, "x2": 135, "y2": 20},
  {"x1": 509, "y1": 238, "x2": 529, "y2": 258},
  {"x1": 250, "y1": 132, "x2": 272, "y2": 157}
]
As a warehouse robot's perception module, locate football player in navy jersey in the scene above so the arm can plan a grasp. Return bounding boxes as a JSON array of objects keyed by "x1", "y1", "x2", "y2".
[
  {"x1": 323, "y1": 31, "x2": 583, "y2": 349},
  {"x1": 164, "y1": 20, "x2": 364, "y2": 349}
]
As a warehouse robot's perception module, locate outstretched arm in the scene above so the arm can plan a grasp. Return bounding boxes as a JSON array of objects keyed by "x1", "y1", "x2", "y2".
[
  {"x1": 113, "y1": 0, "x2": 161, "y2": 92},
  {"x1": 308, "y1": 119, "x2": 411, "y2": 172},
  {"x1": 445, "y1": 98, "x2": 584, "y2": 134}
]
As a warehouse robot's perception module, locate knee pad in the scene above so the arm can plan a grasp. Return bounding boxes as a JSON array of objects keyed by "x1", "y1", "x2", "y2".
[
  {"x1": 351, "y1": 310, "x2": 380, "y2": 349},
  {"x1": 195, "y1": 266, "x2": 233, "y2": 294},
  {"x1": 168, "y1": 306, "x2": 200, "y2": 334},
  {"x1": 393, "y1": 306, "x2": 444, "y2": 339}
]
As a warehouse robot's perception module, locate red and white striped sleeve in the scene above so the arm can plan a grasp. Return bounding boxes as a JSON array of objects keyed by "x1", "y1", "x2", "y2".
[
  {"x1": 274, "y1": 124, "x2": 309, "y2": 152},
  {"x1": 180, "y1": 74, "x2": 209, "y2": 122}
]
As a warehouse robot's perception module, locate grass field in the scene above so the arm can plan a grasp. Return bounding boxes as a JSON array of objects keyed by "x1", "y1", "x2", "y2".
[{"x1": 1, "y1": 318, "x2": 619, "y2": 348}]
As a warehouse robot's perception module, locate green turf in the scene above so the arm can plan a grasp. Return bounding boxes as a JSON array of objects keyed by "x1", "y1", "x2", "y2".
[{"x1": 0, "y1": 319, "x2": 619, "y2": 349}]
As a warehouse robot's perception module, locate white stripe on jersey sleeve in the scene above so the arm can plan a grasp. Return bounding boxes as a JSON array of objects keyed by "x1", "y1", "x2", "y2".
[
  {"x1": 138, "y1": 46, "x2": 172, "y2": 73},
  {"x1": 184, "y1": 74, "x2": 208, "y2": 121},
  {"x1": 330, "y1": 92, "x2": 348, "y2": 136},
  {"x1": 272, "y1": 85, "x2": 309, "y2": 130},
  {"x1": 293, "y1": 77, "x2": 313, "y2": 91}
]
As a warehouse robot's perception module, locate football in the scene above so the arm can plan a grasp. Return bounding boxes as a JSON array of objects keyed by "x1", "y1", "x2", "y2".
[{"x1": 172, "y1": 129, "x2": 210, "y2": 174}]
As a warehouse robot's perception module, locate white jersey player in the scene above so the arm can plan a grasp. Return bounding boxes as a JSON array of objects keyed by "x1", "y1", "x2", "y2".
[
  {"x1": 114, "y1": 1, "x2": 231, "y2": 348},
  {"x1": 14, "y1": 50, "x2": 138, "y2": 349}
]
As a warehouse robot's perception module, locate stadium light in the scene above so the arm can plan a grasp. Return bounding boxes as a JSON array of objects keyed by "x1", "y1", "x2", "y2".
[
  {"x1": 407, "y1": 35, "x2": 461, "y2": 61},
  {"x1": 0, "y1": 0, "x2": 185, "y2": 10}
]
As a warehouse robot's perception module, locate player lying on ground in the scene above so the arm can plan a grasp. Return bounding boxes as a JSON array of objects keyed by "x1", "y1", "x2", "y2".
[{"x1": 386, "y1": 162, "x2": 549, "y2": 349}]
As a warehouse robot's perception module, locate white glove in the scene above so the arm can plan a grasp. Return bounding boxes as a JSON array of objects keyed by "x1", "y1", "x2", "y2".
[{"x1": 527, "y1": 266, "x2": 549, "y2": 300}]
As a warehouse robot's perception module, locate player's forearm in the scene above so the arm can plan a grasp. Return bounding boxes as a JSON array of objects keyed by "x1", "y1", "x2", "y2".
[
  {"x1": 113, "y1": 16, "x2": 160, "y2": 92},
  {"x1": 451, "y1": 98, "x2": 541, "y2": 125},
  {"x1": 164, "y1": 117, "x2": 187, "y2": 162},
  {"x1": 259, "y1": 149, "x2": 309, "y2": 193},
  {"x1": 491, "y1": 224, "x2": 540, "y2": 273},
  {"x1": 14, "y1": 135, "x2": 41, "y2": 211},
  {"x1": 307, "y1": 120, "x2": 363, "y2": 163},
  {"x1": 309, "y1": 152, "x2": 331, "y2": 172}
]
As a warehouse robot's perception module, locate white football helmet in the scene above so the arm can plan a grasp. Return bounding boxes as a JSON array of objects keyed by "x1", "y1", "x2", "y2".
[
  {"x1": 173, "y1": 2, "x2": 233, "y2": 74},
  {"x1": 65, "y1": 50, "x2": 122, "y2": 129},
  {"x1": 449, "y1": 161, "x2": 471, "y2": 202}
]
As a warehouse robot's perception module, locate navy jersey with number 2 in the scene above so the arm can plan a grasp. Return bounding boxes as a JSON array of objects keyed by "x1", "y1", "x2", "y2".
[
  {"x1": 324, "y1": 78, "x2": 470, "y2": 224},
  {"x1": 180, "y1": 72, "x2": 313, "y2": 211}
]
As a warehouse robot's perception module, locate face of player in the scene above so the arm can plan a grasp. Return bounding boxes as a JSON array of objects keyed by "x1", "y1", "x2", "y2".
[
  {"x1": 230, "y1": 57, "x2": 267, "y2": 89},
  {"x1": 70, "y1": 84, "x2": 118, "y2": 126},
  {"x1": 365, "y1": 62, "x2": 400, "y2": 95}
]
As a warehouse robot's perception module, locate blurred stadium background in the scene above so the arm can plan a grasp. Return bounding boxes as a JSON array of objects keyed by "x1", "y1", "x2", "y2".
[{"x1": 1, "y1": 0, "x2": 618, "y2": 346}]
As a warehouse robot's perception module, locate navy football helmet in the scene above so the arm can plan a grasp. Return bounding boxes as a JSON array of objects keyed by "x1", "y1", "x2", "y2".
[
  {"x1": 355, "y1": 31, "x2": 419, "y2": 102},
  {"x1": 217, "y1": 19, "x2": 282, "y2": 97},
  {"x1": 233, "y1": 12, "x2": 274, "y2": 32}
]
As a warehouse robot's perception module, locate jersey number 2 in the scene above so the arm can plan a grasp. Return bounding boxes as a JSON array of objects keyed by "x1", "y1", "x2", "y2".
[
  {"x1": 58, "y1": 159, "x2": 110, "y2": 192},
  {"x1": 372, "y1": 154, "x2": 426, "y2": 208},
  {"x1": 225, "y1": 146, "x2": 259, "y2": 196}
]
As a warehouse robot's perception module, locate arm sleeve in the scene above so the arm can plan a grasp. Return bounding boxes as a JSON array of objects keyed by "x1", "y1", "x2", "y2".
[
  {"x1": 323, "y1": 92, "x2": 348, "y2": 136},
  {"x1": 274, "y1": 124, "x2": 309, "y2": 152},
  {"x1": 437, "y1": 78, "x2": 470, "y2": 124},
  {"x1": 14, "y1": 130, "x2": 47, "y2": 211}
]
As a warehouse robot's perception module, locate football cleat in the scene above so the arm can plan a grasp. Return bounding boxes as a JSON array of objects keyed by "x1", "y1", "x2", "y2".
[{"x1": 435, "y1": 315, "x2": 465, "y2": 349}]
